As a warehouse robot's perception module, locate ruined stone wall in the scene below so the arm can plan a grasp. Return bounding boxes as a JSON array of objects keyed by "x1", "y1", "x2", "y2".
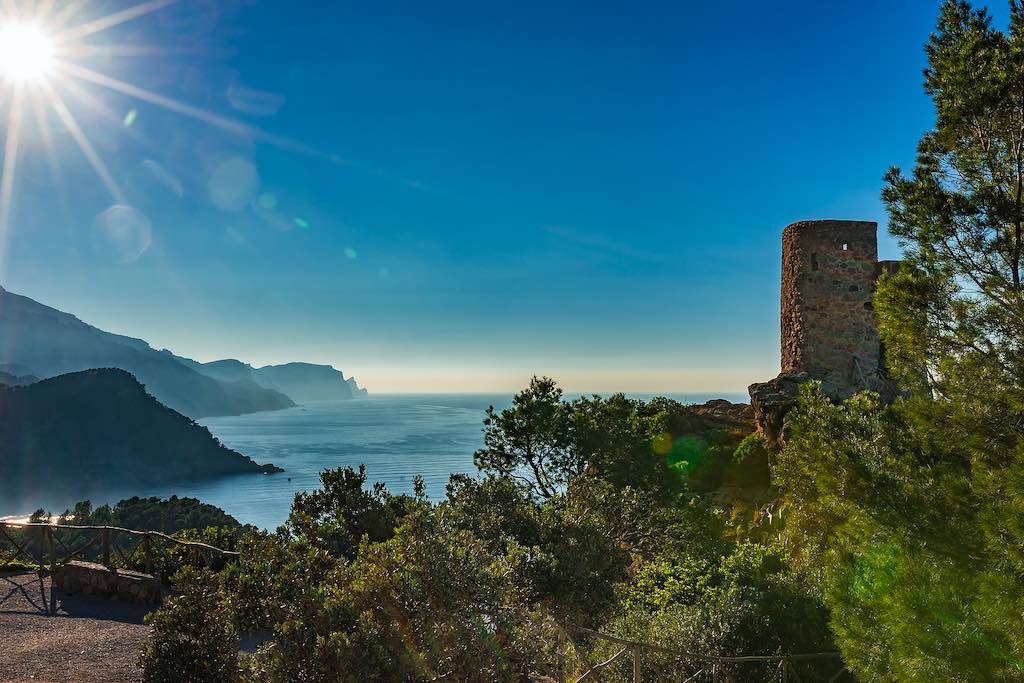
[
  {"x1": 780, "y1": 220, "x2": 880, "y2": 387},
  {"x1": 750, "y1": 219, "x2": 900, "y2": 447}
]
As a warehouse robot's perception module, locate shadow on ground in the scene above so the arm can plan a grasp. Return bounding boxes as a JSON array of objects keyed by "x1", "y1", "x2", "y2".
[
  {"x1": 0, "y1": 571, "x2": 150, "y2": 623},
  {"x1": 0, "y1": 571, "x2": 151, "y2": 683}
]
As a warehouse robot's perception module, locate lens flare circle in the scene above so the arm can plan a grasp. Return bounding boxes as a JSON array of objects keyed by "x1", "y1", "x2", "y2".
[
  {"x1": 0, "y1": 22, "x2": 56, "y2": 83},
  {"x1": 208, "y1": 157, "x2": 259, "y2": 211},
  {"x1": 92, "y1": 204, "x2": 152, "y2": 263}
]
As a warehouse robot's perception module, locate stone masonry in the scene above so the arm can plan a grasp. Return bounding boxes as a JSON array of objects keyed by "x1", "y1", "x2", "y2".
[
  {"x1": 54, "y1": 560, "x2": 163, "y2": 605},
  {"x1": 750, "y1": 220, "x2": 899, "y2": 447}
]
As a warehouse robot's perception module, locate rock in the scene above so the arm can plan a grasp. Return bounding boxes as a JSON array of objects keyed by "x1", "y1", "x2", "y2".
[
  {"x1": 749, "y1": 370, "x2": 903, "y2": 449},
  {"x1": 749, "y1": 373, "x2": 809, "y2": 449},
  {"x1": 692, "y1": 399, "x2": 754, "y2": 424}
]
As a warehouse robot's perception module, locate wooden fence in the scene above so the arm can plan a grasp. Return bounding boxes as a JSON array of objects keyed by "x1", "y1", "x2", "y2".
[{"x1": 0, "y1": 521, "x2": 238, "y2": 574}]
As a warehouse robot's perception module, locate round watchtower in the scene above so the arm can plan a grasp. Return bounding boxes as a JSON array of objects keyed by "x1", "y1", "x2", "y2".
[{"x1": 780, "y1": 220, "x2": 880, "y2": 387}]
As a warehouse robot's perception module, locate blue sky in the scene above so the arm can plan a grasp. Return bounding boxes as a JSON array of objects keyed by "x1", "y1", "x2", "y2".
[{"x1": 0, "y1": 0, "x2": 1004, "y2": 392}]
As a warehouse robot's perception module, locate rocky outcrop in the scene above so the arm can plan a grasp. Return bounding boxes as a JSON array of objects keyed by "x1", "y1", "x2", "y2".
[
  {"x1": 692, "y1": 398, "x2": 754, "y2": 425},
  {"x1": 666, "y1": 399, "x2": 756, "y2": 443},
  {"x1": 346, "y1": 376, "x2": 369, "y2": 397},
  {"x1": 749, "y1": 372, "x2": 902, "y2": 449},
  {"x1": 55, "y1": 560, "x2": 162, "y2": 605},
  {"x1": 748, "y1": 373, "x2": 830, "y2": 449}
]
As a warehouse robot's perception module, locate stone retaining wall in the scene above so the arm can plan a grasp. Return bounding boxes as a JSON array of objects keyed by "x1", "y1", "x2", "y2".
[{"x1": 54, "y1": 560, "x2": 162, "y2": 605}]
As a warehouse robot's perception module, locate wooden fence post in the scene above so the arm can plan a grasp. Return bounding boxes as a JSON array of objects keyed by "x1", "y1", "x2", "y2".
[
  {"x1": 46, "y1": 527, "x2": 55, "y2": 570},
  {"x1": 101, "y1": 527, "x2": 110, "y2": 567},
  {"x1": 632, "y1": 645, "x2": 641, "y2": 683},
  {"x1": 33, "y1": 525, "x2": 42, "y2": 565},
  {"x1": 143, "y1": 534, "x2": 153, "y2": 574}
]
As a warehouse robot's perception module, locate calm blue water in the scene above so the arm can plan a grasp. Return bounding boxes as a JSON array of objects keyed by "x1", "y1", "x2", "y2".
[{"x1": 5, "y1": 393, "x2": 747, "y2": 529}]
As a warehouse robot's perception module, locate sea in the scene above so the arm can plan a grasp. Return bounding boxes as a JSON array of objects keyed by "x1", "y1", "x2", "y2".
[{"x1": 3, "y1": 392, "x2": 747, "y2": 530}]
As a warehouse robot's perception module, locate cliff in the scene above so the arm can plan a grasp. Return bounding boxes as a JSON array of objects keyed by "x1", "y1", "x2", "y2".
[
  {"x1": 0, "y1": 369, "x2": 281, "y2": 500},
  {"x1": 251, "y1": 362, "x2": 354, "y2": 401},
  {"x1": 347, "y1": 376, "x2": 369, "y2": 397}
]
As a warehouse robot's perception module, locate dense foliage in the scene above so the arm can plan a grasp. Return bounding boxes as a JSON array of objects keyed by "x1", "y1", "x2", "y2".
[
  {"x1": 140, "y1": 567, "x2": 243, "y2": 683},
  {"x1": 138, "y1": 379, "x2": 823, "y2": 682},
  {"x1": 774, "y1": 2, "x2": 1024, "y2": 681},
  {"x1": 63, "y1": 496, "x2": 247, "y2": 534}
]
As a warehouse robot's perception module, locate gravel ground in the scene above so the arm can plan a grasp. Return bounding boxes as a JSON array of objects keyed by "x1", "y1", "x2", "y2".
[{"x1": 0, "y1": 572, "x2": 152, "y2": 683}]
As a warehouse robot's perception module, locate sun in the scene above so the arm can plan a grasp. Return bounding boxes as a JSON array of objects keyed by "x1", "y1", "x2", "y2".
[
  {"x1": 0, "y1": 22, "x2": 56, "y2": 84},
  {"x1": 0, "y1": 0, "x2": 326, "y2": 258}
]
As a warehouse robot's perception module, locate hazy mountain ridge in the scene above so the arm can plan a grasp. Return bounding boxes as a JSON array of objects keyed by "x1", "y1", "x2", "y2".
[
  {"x1": 0, "y1": 286, "x2": 296, "y2": 418},
  {"x1": 177, "y1": 356, "x2": 367, "y2": 401},
  {"x1": 0, "y1": 368, "x2": 282, "y2": 504},
  {"x1": 0, "y1": 287, "x2": 366, "y2": 418},
  {"x1": 252, "y1": 362, "x2": 356, "y2": 401},
  {"x1": 0, "y1": 369, "x2": 38, "y2": 386}
]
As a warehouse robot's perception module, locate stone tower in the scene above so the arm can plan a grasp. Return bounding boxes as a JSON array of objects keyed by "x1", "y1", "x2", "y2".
[
  {"x1": 749, "y1": 219, "x2": 898, "y2": 447},
  {"x1": 780, "y1": 219, "x2": 882, "y2": 387}
]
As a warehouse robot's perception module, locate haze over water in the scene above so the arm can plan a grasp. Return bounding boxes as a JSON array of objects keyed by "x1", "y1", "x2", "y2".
[{"x1": 3, "y1": 393, "x2": 746, "y2": 529}]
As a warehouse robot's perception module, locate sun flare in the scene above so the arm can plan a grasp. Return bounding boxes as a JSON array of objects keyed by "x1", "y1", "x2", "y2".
[
  {"x1": 0, "y1": 0, "x2": 322, "y2": 266},
  {"x1": 0, "y1": 22, "x2": 56, "y2": 84}
]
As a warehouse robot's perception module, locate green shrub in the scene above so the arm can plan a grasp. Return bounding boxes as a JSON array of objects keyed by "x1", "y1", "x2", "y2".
[
  {"x1": 139, "y1": 567, "x2": 241, "y2": 683},
  {"x1": 732, "y1": 434, "x2": 769, "y2": 465}
]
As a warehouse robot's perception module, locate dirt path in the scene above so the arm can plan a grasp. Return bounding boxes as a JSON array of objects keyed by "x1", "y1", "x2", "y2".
[{"x1": 0, "y1": 572, "x2": 151, "y2": 683}]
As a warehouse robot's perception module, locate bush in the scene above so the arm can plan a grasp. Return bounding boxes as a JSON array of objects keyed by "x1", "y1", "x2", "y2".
[
  {"x1": 139, "y1": 567, "x2": 241, "y2": 683},
  {"x1": 732, "y1": 434, "x2": 769, "y2": 465},
  {"x1": 607, "y1": 541, "x2": 833, "y2": 682}
]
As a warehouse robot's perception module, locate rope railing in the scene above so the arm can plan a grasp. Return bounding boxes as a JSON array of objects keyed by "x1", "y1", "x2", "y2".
[{"x1": 0, "y1": 520, "x2": 239, "y2": 575}]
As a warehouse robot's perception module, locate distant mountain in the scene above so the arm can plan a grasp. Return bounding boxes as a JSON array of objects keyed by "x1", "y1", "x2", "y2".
[
  {"x1": 252, "y1": 362, "x2": 356, "y2": 401},
  {"x1": 0, "y1": 363, "x2": 37, "y2": 377},
  {"x1": 0, "y1": 369, "x2": 38, "y2": 386},
  {"x1": 178, "y1": 357, "x2": 366, "y2": 401},
  {"x1": 187, "y1": 358, "x2": 255, "y2": 383},
  {"x1": 0, "y1": 287, "x2": 294, "y2": 418},
  {"x1": 0, "y1": 369, "x2": 281, "y2": 501}
]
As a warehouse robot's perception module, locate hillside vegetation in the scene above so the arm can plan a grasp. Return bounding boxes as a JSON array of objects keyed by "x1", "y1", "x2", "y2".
[
  {"x1": 0, "y1": 369, "x2": 281, "y2": 502},
  {"x1": 135, "y1": 382, "x2": 829, "y2": 682}
]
